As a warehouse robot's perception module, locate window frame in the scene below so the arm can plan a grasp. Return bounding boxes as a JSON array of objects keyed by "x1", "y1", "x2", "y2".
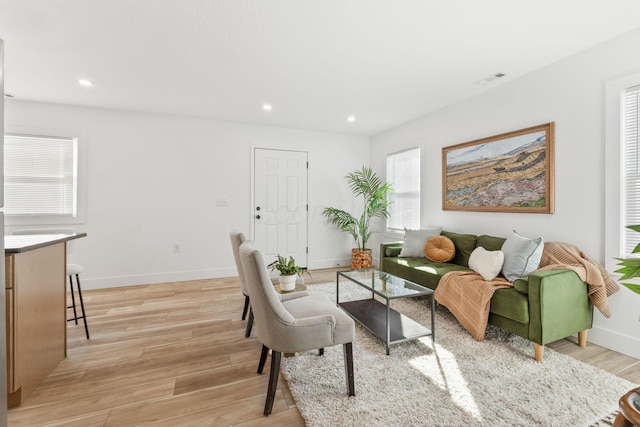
[
  {"x1": 385, "y1": 146, "x2": 421, "y2": 237},
  {"x1": 605, "y1": 71, "x2": 640, "y2": 272},
  {"x1": 4, "y1": 126, "x2": 87, "y2": 227}
]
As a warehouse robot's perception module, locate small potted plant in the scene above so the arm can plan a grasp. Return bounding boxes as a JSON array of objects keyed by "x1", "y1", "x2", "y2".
[{"x1": 269, "y1": 255, "x2": 306, "y2": 292}]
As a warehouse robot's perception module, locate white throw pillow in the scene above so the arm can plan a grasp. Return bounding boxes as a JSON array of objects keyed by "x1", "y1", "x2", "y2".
[
  {"x1": 398, "y1": 227, "x2": 442, "y2": 258},
  {"x1": 500, "y1": 230, "x2": 544, "y2": 282},
  {"x1": 468, "y1": 246, "x2": 505, "y2": 281}
]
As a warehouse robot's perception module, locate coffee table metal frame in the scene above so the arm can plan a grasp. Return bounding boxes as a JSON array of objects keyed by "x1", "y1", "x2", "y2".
[{"x1": 336, "y1": 269, "x2": 435, "y2": 355}]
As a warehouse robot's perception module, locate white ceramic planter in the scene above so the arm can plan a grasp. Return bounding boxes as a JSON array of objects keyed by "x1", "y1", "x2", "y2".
[{"x1": 279, "y1": 274, "x2": 297, "y2": 292}]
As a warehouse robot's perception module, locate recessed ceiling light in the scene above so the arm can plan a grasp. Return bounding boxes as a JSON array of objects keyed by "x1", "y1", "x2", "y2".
[
  {"x1": 347, "y1": 116, "x2": 356, "y2": 122},
  {"x1": 78, "y1": 79, "x2": 93, "y2": 87},
  {"x1": 262, "y1": 104, "x2": 272, "y2": 111}
]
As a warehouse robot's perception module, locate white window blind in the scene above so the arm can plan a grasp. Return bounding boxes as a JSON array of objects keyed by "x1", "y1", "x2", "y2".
[
  {"x1": 387, "y1": 148, "x2": 420, "y2": 231},
  {"x1": 4, "y1": 133, "x2": 78, "y2": 217},
  {"x1": 623, "y1": 85, "x2": 640, "y2": 255}
]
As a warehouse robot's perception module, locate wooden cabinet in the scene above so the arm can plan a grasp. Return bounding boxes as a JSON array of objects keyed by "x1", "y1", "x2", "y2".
[{"x1": 5, "y1": 243, "x2": 66, "y2": 408}]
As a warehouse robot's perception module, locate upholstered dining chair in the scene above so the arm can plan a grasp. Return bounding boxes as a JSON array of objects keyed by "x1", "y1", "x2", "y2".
[
  {"x1": 239, "y1": 240, "x2": 355, "y2": 416},
  {"x1": 229, "y1": 230, "x2": 308, "y2": 338},
  {"x1": 229, "y1": 230, "x2": 252, "y2": 325}
]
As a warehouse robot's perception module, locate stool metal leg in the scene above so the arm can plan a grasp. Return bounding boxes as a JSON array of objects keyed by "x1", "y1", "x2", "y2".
[
  {"x1": 67, "y1": 273, "x2": 90, "y2": 339},
  {"x1": 75, "y1": 273, "x2": 90, "y2": 339},
  {"x1": 68, "y1": 275, "x2": 79, "y2": 324}
]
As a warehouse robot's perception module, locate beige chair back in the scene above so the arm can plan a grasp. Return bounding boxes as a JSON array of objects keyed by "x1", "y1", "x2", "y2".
[{"x1": 229, "y1": 230, "x2": 249, "y2": 297}]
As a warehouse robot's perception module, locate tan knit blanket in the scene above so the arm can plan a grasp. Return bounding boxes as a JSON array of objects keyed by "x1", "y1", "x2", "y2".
[
  {"x1": 434, "y1": 272, "x2": 512, "y2": 341},
  {"x1": 536, "y1": 241, "x2": 619, "y2": 318}
]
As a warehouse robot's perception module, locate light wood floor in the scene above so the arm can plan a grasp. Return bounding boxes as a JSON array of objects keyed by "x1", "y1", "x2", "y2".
[{"x1": 7, "y1": 268, "x2": 640, "y2": 426}]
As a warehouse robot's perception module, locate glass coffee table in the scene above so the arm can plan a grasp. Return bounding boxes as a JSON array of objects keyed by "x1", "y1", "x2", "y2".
[{"x1": 337, "y1": 269, "x2": 435, "y2": 355}]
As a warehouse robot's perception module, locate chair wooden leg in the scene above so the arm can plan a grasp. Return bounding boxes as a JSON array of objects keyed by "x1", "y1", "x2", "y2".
[
  {"x1": 343, "y1": 342, "x2": 355, "y2": 396},
  {"x1": 242, "y1": 295, "x2": 250, "y2": 320},
  {"x1": 578, "y1": 330, "x2": 588, "y2": 347},
  {"x1": 264, "y1": 350, "x2": 281, "y2": 416},
  {"x1": 245, "y1": 308, "x2": 253, "y2": 338},
  {"x1": 318, "y1": 348, "x2": 324, "y2": 356},
  {"x1": 258, "y1": 345, "x2": 269, "y2": 374},
  {"x1": 533, "y1": 343, "x2": 544, "y2": 362}
]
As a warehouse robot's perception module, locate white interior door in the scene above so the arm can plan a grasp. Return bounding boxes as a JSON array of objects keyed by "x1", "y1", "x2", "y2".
[{"x1": 253, "y1": 148, "x2": 308, "y2": 268}]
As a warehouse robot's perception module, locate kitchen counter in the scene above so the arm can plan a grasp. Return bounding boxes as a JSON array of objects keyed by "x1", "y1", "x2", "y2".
[
  {"x1": 5, "y1": 233, "x2": 87, "y2": 254},
  {"x1": 4, "y1": 232, "x2": 87, "y2": 408}
]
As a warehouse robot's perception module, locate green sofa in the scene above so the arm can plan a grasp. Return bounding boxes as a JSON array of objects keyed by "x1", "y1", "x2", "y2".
[{"x1": 380, "y1": 230, "x2": 594, "y2": 361}]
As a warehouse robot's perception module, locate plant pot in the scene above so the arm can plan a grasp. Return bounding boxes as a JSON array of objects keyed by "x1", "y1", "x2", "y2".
[
  {"x1": 279, "y1": 274, "x2": 297, "y2": 292},
  {"x1": 351, "y1": 248, "x2": 373, "y2": 270}
]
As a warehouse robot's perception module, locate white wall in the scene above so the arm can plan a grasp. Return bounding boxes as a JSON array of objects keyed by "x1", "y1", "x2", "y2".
[
  {"x1": 5, "y1": 101, "x2": 369, "y2": 288},
  {"x1": 370, "y1": 28, "x2": 640, "y2": 359}
]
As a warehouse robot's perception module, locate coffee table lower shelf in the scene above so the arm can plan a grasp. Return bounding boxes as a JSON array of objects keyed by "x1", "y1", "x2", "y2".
[{"x1": 339, "y1": 299, "x2": 433, "y2": 354}]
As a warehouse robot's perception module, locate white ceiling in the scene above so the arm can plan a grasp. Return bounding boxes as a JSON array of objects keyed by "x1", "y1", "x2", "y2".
[{"x1": 2, "y1": 1, "x2": 640, "y2": 136}]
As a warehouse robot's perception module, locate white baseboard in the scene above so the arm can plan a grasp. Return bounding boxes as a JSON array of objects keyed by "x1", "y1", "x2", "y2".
[
  {"x1": 308, "y1": 257, "x2": 352, "y2": 270},
  {"x1": 587, "y1": 325, "x2": 640, "y2": 360},
  {"x1": 81, "y1": 267, "x2": 238, "y2": 290},
  {"x1": 79, "y1": 259, "x2": 384, "y2": 291}
]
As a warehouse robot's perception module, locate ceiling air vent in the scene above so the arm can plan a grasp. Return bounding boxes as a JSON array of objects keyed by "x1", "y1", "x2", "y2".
[{"x1": 474, "y1": 73, "x2": 506, "y2": 86}]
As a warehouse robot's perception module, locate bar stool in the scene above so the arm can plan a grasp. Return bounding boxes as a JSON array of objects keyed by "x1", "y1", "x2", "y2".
[{"x1": 67, "y1": 263, "x2": 90, "y2": 339}]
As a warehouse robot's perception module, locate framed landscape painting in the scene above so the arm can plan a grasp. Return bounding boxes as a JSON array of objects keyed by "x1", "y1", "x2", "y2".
[{"x1": 442, "y1": 122, "x2": 554, "y2": 213}]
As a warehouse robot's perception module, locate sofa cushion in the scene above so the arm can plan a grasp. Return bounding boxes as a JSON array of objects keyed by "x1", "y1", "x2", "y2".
[
  {"x1": 440, "y1": 231, "x2": 477, "y2": 267},
  {"x1": 476, "y1": 235, "x2": 506, "y2": 252},
  {"x1": 501, "y1": 230, "x2": 544, "y2": 282},
  {"x1": 513, "y1": 278, "x2": 529, "y2": 294},
  {"x1": 381, "y1": 257, "x2": 471, "y2": 290},
  {"x1": 424, "y1": 235, "x2": 455, "y2": 262},
  {"x1": 385, "y1": 246, "x2": 402, "y2": 257},
  {"x1": 490, "y1": 288, "x2": 529, "y2": 323},
  {"x1": 468, "y1": 246, "x2": 504, "y2": 281},
  {"x1": 399, "y1": 227, "x2": 442, "y2": 258}
]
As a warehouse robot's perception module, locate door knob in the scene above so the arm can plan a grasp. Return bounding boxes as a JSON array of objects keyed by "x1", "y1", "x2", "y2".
[
  {"x1": 255, "y1": 215, "x2": 261, "y2": 219},
  {"x1": 256, "y1": 206, "x2": 261, "y2": 211}
]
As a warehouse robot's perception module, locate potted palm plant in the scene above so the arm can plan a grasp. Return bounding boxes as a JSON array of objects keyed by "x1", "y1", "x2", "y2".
[
  {"x1": 615, "y1": 225, "x2": 640, "y2": 295},
  {"x1": 323, "y1": 166, "x2": 392, "y2": 269},
  {"x1": 269, "y1": 255, "x2": 306, "y2": 291},
  {"x1": 614, "y1": 225, "x2": 640, "y2": 412}
]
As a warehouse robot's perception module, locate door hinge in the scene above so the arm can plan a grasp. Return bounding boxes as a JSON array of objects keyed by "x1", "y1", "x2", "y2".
[
  {"x1": 306, "y1": 204, "x2": 308, "y2": 211},
  {"x1": 306, "y1": 161, "x2": 309, "y2": 168},
  {"x1": 306, "y1": 247, "x2": 308, "y2": 254}
]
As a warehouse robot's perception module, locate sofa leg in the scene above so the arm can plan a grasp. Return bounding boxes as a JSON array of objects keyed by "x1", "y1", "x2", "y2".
[
  {"x1": 578, "y1": 330, "x2": 588, "y2": 348},
  {"x1": 533, "y1": 343, "x2": 544, "y2": 362}
]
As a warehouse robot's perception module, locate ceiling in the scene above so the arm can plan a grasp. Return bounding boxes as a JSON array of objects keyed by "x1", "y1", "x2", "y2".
[{"x1": 2, "y1": 1, "x2": 640, "y2": 136}]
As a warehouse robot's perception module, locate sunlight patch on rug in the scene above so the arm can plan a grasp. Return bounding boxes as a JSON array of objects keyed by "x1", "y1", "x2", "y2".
[{"x1": 409, "y1": 339, "x2": 483, "y2": 422}]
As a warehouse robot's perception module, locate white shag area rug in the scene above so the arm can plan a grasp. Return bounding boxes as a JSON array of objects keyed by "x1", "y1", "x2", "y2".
[{"x1": 280, "y1": 281, "x2": 636, "y2": 427}]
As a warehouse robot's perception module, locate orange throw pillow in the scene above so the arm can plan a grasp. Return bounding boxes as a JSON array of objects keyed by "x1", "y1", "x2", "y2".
[{"x1": 424, "y1": 235, "x2": 455, "y2": 262}]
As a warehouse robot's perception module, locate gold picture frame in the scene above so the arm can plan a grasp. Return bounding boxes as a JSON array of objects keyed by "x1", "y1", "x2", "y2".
[{"x1": 442, "y1": 122, "x2": 554, "y2": 213}]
